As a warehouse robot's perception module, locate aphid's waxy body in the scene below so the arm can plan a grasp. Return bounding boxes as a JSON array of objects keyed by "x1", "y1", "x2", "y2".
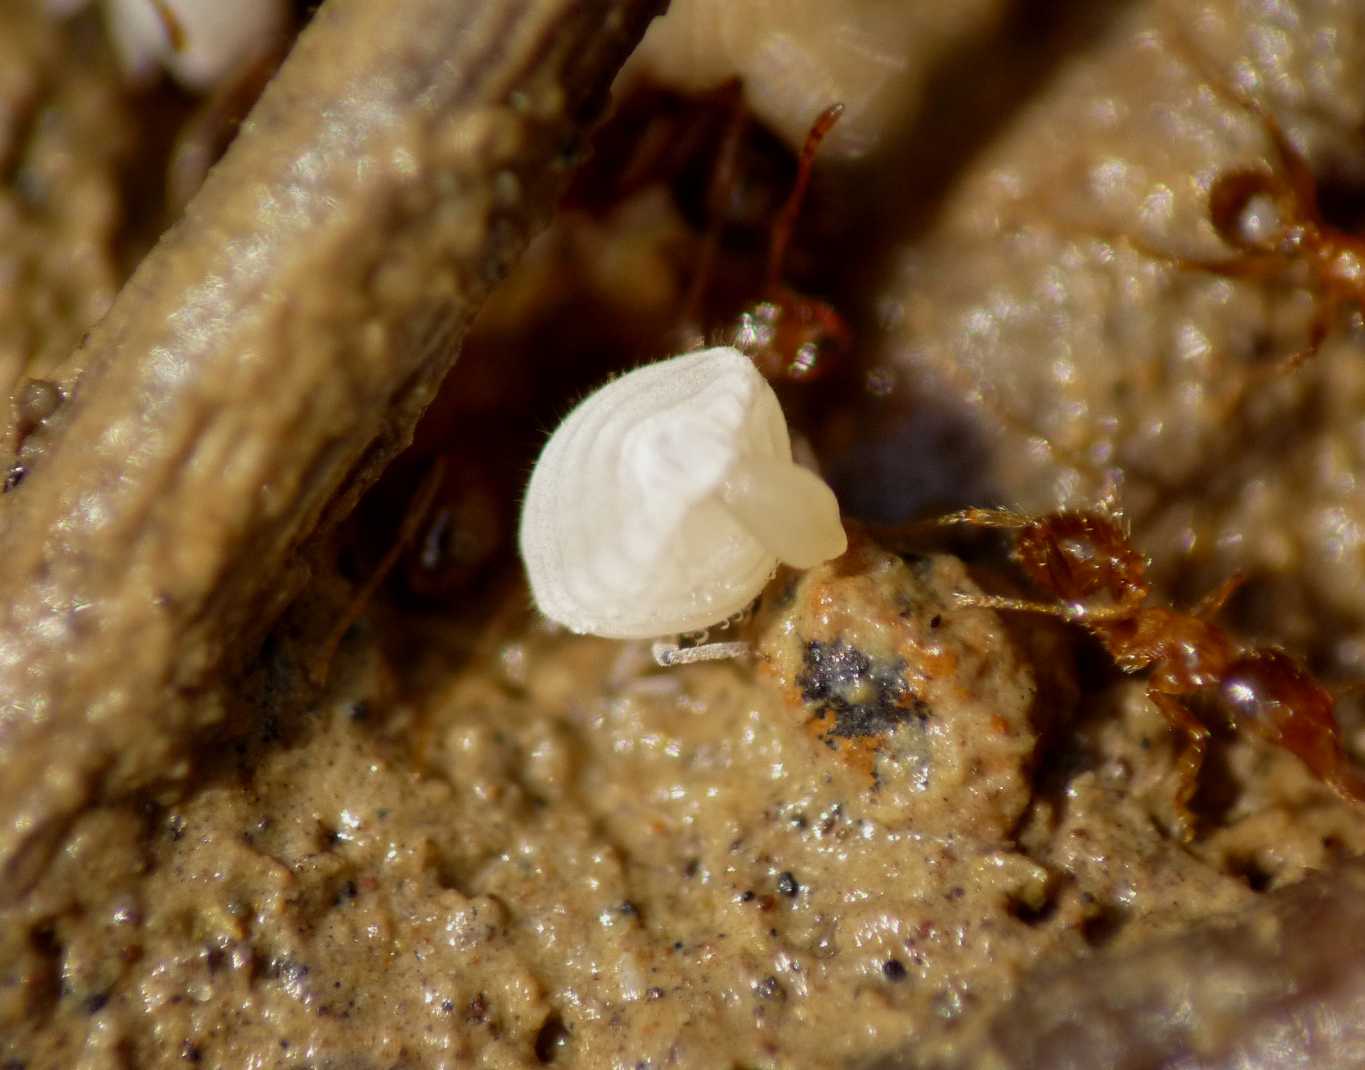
[{"x1": 519, "y1": 346, "x2": 846, "y2": 639}]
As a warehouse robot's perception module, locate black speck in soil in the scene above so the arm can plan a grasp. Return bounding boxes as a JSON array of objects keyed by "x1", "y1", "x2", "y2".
[
  {"x1": 534, "y1": 1013, "x2": 571, "y2": 1063},
  {"x1": 882, "y1": 958, "x2": 908, "y2": 982},
  {"x1": 798, "y1": 639, "x2": 927, "y2": 738},
  {"x1": 776, "y1": 871, "x2": 800, "y2": 897}
]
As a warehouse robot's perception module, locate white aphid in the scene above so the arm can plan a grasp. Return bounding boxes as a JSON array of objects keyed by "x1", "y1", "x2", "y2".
[
  {"x1": 619, "y1": 0, "x2": 922, "y2": 159},
  {"x1": 49, "y1": 0, "x2": 286, "y2": 91},
  {"x1": 519, "y1": 346, "x2": 847, "y2": 641}
]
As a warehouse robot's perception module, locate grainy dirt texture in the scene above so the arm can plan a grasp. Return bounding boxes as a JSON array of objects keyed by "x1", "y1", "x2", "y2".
[{"x1": 939, "y1": 859, "x2": 1365, "y2": 1069}]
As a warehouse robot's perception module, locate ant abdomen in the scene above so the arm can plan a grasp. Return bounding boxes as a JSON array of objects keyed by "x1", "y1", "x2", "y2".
[{"x1": 1215, "y1": 649, "x2": 1358, "y2": 795}]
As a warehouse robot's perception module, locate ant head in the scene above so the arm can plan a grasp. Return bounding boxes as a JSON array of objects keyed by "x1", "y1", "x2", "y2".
[
  {"x1": 737, "y1": 288, "x2": 851, "y2": 383},
  {"x1": 1012, "y1": 511, "x2": 1149, "y2": 608},
  {"x1": 731, "y1": 103, "x2": 850, "y2": 385},
  {"x1": 1208, "y1": 169, "x2": 1297, "y2": 253}
]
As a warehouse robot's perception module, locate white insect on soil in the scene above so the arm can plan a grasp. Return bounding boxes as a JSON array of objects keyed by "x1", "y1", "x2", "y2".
[{"x1": 519, "y1": 346, "x2": 846, "y2": 664}]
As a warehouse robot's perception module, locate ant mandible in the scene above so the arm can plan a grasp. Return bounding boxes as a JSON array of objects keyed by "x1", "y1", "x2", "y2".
[
  {"x1": 1152, "y1": 25, "x2": 1365, "y2": 375},
  {"x1": 937, "y1": 506, "x2": 1365, "y2": 839}
]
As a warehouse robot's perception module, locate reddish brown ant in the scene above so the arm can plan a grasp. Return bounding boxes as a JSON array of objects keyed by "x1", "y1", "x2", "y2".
[
  {"x1": 937, "y1": 506, "x2": 1365, "y2": 838},
  {"x1": 1140, "y1": 27, "x2": 1365, "y2": 375},
  {"x1": 571, "y1": 85, "x2": 853, "y2": 383}
]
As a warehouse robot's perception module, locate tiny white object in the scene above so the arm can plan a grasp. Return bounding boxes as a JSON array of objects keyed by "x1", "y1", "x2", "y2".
[
  {"x1": 519, "y1": 346, "x2": 847, "y2": 640},
  {"x1": 51, "y1": 0, "x2": 286, "y2": 91}
]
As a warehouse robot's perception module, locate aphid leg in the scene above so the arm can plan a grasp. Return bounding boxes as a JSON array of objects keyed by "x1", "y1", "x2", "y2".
[
  {"x1": 652, "y1": 639, "x2": 750, "y2": 667},
  {"x1": 1191, "y1": 572, "x2": 1244, "y2": 622},
  {"x1": 1149, "y1": 691, "x2": 1210, "y2": 841}
]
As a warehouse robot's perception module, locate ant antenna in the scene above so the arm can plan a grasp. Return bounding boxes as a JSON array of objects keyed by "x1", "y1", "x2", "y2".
[
  {"x1": 147, "y1": 0, "x2": 188, "y2": 52},
  {"x1": 765, "y1": 103, "x2": 844, "y2": 292}
]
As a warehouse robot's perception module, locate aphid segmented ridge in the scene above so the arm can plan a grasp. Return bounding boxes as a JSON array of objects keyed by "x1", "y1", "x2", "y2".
[{"x1": 518, "y1": 347, "x2": 846, "y2": 643}]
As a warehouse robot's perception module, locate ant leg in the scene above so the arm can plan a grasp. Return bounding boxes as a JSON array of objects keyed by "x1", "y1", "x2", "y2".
[
  {"x1": 1162, "y1": 249, "x2": 1285, "y2": 280},
  {"x1": 1149, "y1": 691, "x2": 1211, "y2": 841},
  {"x1": 148, "y1": 0, "x2": 188, "y2": 49},
  {"x1": 1272, "y1": 292, "x2": 1335, "y2": 375},
  {"x1": 1024, "y1": 217, "x2": 1284, "y2": 279},
  {"x1": 1191, "y1": 572, "x2": 1245, "y2": 622},
  {"x1": 1212, "y1": 292, "x2": 1336, "y2": 424}
]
